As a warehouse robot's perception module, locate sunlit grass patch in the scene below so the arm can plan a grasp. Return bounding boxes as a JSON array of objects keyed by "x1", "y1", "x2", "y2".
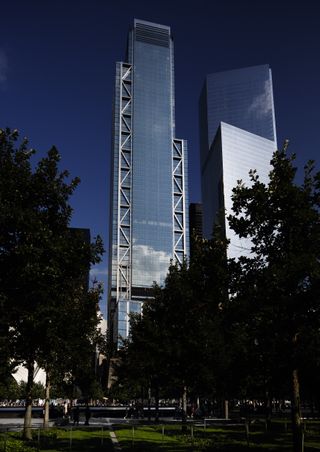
[{"x1": 114, "y1": 422, "x2": 320, "y2": 451}]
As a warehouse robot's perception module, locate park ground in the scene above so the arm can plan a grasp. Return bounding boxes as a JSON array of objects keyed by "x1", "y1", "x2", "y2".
[{"x1": 1, "y1": 419, "x2": 320, "y2": 451}]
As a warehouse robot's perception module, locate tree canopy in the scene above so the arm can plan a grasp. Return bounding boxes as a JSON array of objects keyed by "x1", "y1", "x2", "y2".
[
  {"x1": 0, "y1": 128, "x2": 104, "y2": 437},
  {"x1": 114, "y1": 229, "x2": 233, "y2": 418},
  {"x1": 114, "y1": 143, "x2": 320, "y2": 452},
  {"x1": 227, "y1": 144, "x2": 320, "y2": 451}
]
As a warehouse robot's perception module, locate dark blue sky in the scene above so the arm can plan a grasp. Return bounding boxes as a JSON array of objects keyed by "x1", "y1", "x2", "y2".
[{"x1": 1, "y1": 0, "x2": 319, "y2": 314}]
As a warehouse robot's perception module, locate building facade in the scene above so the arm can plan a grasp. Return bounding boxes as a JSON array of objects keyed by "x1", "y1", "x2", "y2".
[
  {"x1": 189, "y1": 203, "x2": 203, "y2": 240},
  {"x1": 199, "y1": 65, "x2": 277, "y2": 257},
  {"x1": 108, "y1": 19, "x2": 189, "y2": 345},
  {"x1": 189, "y1": 202, "x2": 203, "y2": 256}
]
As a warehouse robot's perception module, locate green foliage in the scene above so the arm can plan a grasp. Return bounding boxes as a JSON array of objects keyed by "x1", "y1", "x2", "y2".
[
  {"x1": 227, "y1": 146, "x2": 320, "y2": 388},
  {"x1": 17, "y1": 381, "x2": 45, "y2": 399},
  {"x1": 114, "y1": 143, "x2": 320, "y2": 446},
  {"x1": 115, "y1": 230, "x2": 233, "y2": 402},
  {"x1": 1, "y1": 437, "x2": 37, "y2": 452},
  {"x1": 0, "y1": 379, "x2": 45, "y2": 401},
  {"x1": 0, "y1": 128, "x2": 105, "y2": 431},
  {"x1": 227, "y1": 144, "x2": 320, "y2": 451},
  {"x1": 0, "y1": 375, "x2": 19, "y2": 400}
]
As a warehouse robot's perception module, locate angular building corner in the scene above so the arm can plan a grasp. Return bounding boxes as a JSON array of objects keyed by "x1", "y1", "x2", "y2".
[
  {"x1": 108, "y1": 19, "x2": 189, "y2": 347},
  {"x1": 199, "y1": 65, "x2": 278, "y2": 258}
]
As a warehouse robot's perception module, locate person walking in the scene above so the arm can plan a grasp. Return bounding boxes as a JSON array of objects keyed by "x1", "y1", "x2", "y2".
[
  {"x1": 85, "y1": 405, "x2": 91, "y2": 425},
  {"x1": 73, "y1": 406, "x2": 80, "y2": 426}
]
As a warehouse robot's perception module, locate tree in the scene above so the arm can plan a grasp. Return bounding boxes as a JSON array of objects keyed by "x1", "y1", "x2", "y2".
[
  {"x1": 0, "y1": 375, "x2": 19, "y2": 401},
  {"x1": 115, "y1": 288, "x2": 172, "y2": 421},
  {"x1": 228, "y1": 143, "x2": 320, "y2": 452},
  {"x1": 0, "y1": 129, "x2": 104, "y2": 438},
  {"x1": 115, "y1": 229, "x2": 232, "y2": 421},
  {"x1": 40, "y1": 279, "x2": 104, "y2": 427}
]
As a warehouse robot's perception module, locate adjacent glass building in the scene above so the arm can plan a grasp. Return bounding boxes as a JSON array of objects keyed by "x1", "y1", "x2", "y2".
[
  {"x1": 108, "y1": 19, "x2": 189, "y2": 346},
  {"x1": 199, "y1": 65, "x2": 277, "y2": 257}
]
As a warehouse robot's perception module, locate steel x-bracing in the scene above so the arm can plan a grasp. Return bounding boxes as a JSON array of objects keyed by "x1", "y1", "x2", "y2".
[
  {"x1": 172, "y1": 139, "x2": 186, "y2": 264},
  {"x1": 116, "y1": 63, "x2": 132, "y2": 303}
]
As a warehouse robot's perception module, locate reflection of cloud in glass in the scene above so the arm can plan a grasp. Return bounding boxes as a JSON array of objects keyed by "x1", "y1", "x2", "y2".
[
  {"x1": 90, "y1": 266, "x2": 108, "y2": 277},
  {"x1": 0, "y1": 50, "x2": 8, "y2": 85},
  {"x1": 248, "y1": 81, "x2": 272, "y2": 117},
  {"x1": 132, "y1": 244, "x2": 171, "y2": 287}
]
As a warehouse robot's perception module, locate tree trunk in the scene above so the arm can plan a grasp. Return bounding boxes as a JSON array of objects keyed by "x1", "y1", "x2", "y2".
[
  {"x1": 23, "y1": 360, "x2": 34, "y2": 440},
  {"x1": 291, "y1": 367, "x2": 302, "y2": 452},
  {"x1": 181, "y1": 385, "x2": 187, "y2": 432},
  {"x1": 147, "y1": 387, "x2": 151, "y2": 421},
  {"x1": 43, "y1": 371, "x2": 50, "y2": 428},
  {"x1": 154, "y1": 384, "x2": 159, "y2": 423},
  {"x1": 182, "y1": 385, "x2": 187, "y2": 415},
  {"x1": 223, "y1": 400, "x2": 229, "y2": 420},
  {"x1": 265, "y1": 389, "x2": 272, "y2": 430}
]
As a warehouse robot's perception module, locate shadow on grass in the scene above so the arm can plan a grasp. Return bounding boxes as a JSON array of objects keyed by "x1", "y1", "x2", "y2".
[
  {"x1": 40, "y1": 437, "x2": 114, "y2": 451},
  {"x1": 4, "y1": 428, "x2": 114, "y2": 452}
]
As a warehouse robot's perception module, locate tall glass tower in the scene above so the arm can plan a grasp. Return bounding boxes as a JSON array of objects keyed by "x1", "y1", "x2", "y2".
[
  {"x1": 108, "y1": 19, "x2": 189, "y2": 346},
  {"x1": 199, "y1": 65, "x2": 277, "y2": 258}
]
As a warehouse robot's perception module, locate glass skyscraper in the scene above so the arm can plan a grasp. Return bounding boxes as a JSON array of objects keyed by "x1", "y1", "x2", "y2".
[
  {"x1": 199, "y1": 65, "x2": 277, "y2": 258},
  {"x1": 108, "y1": 19, "x2": 189, "y2": 345}
]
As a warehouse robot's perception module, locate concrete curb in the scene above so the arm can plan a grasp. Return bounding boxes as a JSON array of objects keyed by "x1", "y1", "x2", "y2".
[{"x1": 106, "y1": 419, "x2": 121, "y2": 451}]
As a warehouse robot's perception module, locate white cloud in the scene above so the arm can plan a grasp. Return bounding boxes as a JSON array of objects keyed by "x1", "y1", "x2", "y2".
[
  {"x1": 132, "y1": 244, "x2": 171, "y2": 287},
  {"x1": 248, "y1": 81, "x2": 272, "y2": 118},
  {"x1": 0, "y1": 50, "x2": 8, "y2": 86},
  {"x1": 90, "y1": 266, "x2": 108, "y2": 278}
]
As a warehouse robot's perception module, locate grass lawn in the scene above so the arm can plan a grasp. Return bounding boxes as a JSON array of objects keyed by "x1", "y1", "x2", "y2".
[
  {"x1": 114, "y1": 420, "x2": 320, "y2": 451},
  {"x1": 1, "y1": 420, "x2": 320, "y2": 451},
  {"x1": 0, "y1": 427, "x2": 113, "y2": 451}
]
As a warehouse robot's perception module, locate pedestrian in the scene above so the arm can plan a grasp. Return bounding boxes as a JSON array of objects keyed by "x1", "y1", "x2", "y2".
[
  {"x1": 73, "y1": 406, "x2": 80, "y2": 426},
  {"x1": 63, "y1": 401, "x2": 68, "y2": 418},
  {"x1": 85, "y1": 405, "x2": 91, "y2": 425}
]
